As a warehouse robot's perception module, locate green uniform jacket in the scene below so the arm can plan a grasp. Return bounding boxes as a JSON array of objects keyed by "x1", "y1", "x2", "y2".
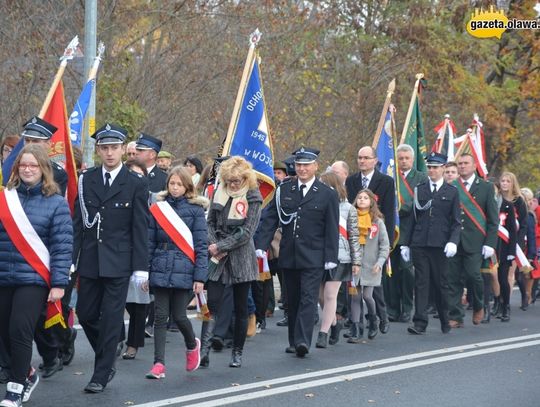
[
  {"x1": 398, "y1": 168, "x2": 428, "y2": 246},
  {"x1": 458, "y1": 176, "x2": 498, "y2": 254}
]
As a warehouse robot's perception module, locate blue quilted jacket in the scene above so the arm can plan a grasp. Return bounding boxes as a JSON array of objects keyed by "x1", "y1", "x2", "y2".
[
  {"x1": 0, "y1": 183, "x2": 73, "y2": 288},
  {"x1": 148, "y1": 194, "x2": 208, "y2": 289}
]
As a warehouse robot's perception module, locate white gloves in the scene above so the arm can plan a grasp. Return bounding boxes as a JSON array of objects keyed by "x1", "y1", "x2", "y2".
[
  {"x1": 482, "y1": 245, "x2": 495, "y2": 260},
  {"x1": 444, "y1": 242, "x2": 457, "y2": 258},
  {"x1": 324, "y1": 262, "x2": 337, "y2": 270},
  {"x1": 400, "y1": 246, "x2": 410, "y2": 262},
  {"x1": 132, "y1": 271, "x2": 149, "y2": 287},
  {"x1": 255, "y1": 249, "x2": 266, "y2": 258},
  {"x1": 507, "y1": 255, "x2": 515, "y2": 261}
]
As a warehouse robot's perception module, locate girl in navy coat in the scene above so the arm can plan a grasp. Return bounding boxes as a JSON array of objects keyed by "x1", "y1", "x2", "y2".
[
  {"x1": 146, "y1": 166, "x2": 208, "y2": 379},
  {"x1": 0, "y1": 145, "x2": 72, "y2": 406}
]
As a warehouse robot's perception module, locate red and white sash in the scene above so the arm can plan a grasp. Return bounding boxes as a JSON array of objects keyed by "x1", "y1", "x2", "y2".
[
  {"x1": 150, "y1": 201, "x2": 195, "y2": 263},
  {"x1": 0, "y1": 188, "x2": 65, "y2": 328},
  {"x1": 339, "y1": 216, "x2": 348, "y2": 240},
  {"x1": 497, "y1": 221, "x2": 532, "y2": 271}
]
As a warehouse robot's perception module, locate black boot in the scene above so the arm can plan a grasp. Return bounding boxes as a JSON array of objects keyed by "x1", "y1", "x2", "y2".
[
  {"x1": 481, "y1": 305, "x2": 490, "y2": 324},
  {"x1": 329, "y1": 320, "x2": 343, "y2": 345},
  {"x1": 367, "y1": 315, "x2": 378, "y2": 340},
  {"x1": 200, "y1": 319, "x2": 216, "y2": 368},
  {"x1": 500, "y1": 304, "x2": 510, "y2": 322},
  {"x1": 347, "y1": 323, "x2": 363, "y2": 344},
  {"x1": 315, "y1": 332, "x2": 328, "y2": 348},
  {"x1": 491, "y1": 296, "x2": 501, "y2": 317},
  {"x1": 229, "y1": 348, "x2": 242, "y2": 368}
]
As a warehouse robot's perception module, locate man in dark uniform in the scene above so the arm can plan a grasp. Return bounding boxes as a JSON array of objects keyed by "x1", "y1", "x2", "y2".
[
  {"x1": 387, "y1": 144, "x2": 427, "y2": 323},
  {"x1": 401, "y1": 152, "x2": 460, "y2": 334},
  {"x1": 73, "y1": 123, "x2": 149, "y2": 393},
  {"x1": 345, "y1": 145, "x2": 394, "y2": 334},
  {"x1": 447, "y1": 153, "x2": 498, "y2": 327},
  {"x1": 135, "y1": 133, "x2": 167, "y2": 193},
  {"x1": 256, "y1": 147, "x2": 339, "y2": 357}
]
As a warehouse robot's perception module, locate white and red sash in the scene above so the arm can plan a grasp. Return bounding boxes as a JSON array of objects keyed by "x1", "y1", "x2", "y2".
[
  {"x1": 0, "y1": 188, "x2": 64, "y2": 328},
  {"x1": 150, "y1": 201, "x2": 196, "y2": 263},
  {"x1": 497, "y1": 220, "x2": 532, "y2": 271},
  {"x1": 339, "y1": 216, "x2": 348, "y2": 240}
]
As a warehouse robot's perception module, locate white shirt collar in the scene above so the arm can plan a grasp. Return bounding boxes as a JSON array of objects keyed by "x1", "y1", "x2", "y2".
[
  {"x1": 402, "y1": 169, "x2": 411, "y2": 178},
  {"x1": 460, "y1": 174, "x2": 476, "y2": 186},
  {"x1": 147, "y1": 164, "x2": 156, "y2": 174},
  {"x1": 361, "y1": 170, "x2": 375, "y2": 185},
  {"x1": 298, "y1": 176, "x2": 316, "y2": 192},
  {"x1": 102, "y1": 164, "x2": 123, "y2": 184},
  {"x1": 429, "y1": 177, "x2": 444, "y2": 190}
]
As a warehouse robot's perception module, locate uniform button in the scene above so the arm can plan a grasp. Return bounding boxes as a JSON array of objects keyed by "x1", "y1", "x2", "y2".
[
  {"x1": 298, "y1": 207, "x2": 301, "y2": 210},
  {"x1": 295, "y1": 235, "x2": 299, "y2": 238},
  {"x1": 461, "y1": 227, "x2": 465, "y2": 230},
  {"x1": 99, "y1": 239, "x2": 102, "y2": 242},
  {"x1": 101, "y1": 206, "x2": 105, "y2": 209}
]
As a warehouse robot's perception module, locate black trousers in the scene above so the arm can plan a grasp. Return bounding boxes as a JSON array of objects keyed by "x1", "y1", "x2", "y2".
[
  {"x1": 213, "y1": 284, "x2": 234, "y2": 340},
  {"x1": 497, "y1": 260, "x2": 512, "y2": 306},
  {"x1": 251, "y1": 279, "x2": 272, "y2": 324},
  {"x1": 387, "y1": 248, "x2": 415, "y2": 318},
  {"x1": 283, "y1": 268, "x2": 324, "y2": 348},
  {"x1": 0, "y1": 286, "x2": 48, "y2": 385},
  {"x1": 125, "y1": 303, "x2": 147, "y2": 349},
  {"x1": 411, "y1": 247, "x2": 450, "y2": 329},
  {"x1": 77, "y1": 276, "x2": 130, "y2": 386},
  {"x1": 207, "y1": 280, "x2": 251, "y2": 350}
]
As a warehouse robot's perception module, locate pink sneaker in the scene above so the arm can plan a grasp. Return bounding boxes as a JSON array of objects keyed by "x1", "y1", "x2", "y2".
[
  {"x1": 145, "y1": 362, "x2": 166, "y2": 379},
  {"x1": 186, "y1": 338, "x2": 201, "y2": 372}
]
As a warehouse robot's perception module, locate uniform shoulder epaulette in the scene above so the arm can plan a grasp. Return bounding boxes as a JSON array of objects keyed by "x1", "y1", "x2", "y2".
[
  {"x1": 280, "y1": 177, "x2": 294, "y2": 186},
  {"x1": 52, "y1": 161, "x2": 66, "y2": 172},
  {"x1": 81, "y1": 166, "x2": 98, "y2": 174},
  {"x1": 128, "y1": 169, "x2": 143, "y2": 178}
]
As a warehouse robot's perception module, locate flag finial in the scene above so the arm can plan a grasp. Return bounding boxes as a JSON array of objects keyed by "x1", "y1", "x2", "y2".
[
  {"x1": 250, "y1": 29, "x2": 262, "y2": 47},
  {"x1": 60, "y1": 36, "x2": 80, "y2": 61},
  {"x1": 97, "y1": 42, "x2": 106, "y2": 60}
]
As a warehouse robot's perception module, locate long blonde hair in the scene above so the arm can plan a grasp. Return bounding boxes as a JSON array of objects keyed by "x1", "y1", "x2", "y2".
[
  {"x1": 7, "y1": 144, "x2": 59, "y2": 196},
  {"x1": 500, "y1": 171, "x2": 522, "y2": 202}
]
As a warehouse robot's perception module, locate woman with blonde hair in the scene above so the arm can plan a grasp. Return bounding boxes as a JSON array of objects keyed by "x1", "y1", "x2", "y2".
[
  {"x1": 0, "y1": 145, "x2": 72, "y2": 405},
  {"x1": 146, "y1": 166, "x2": 208, "y2": 379},
  {"x1": 499, "y1": 171, "x2": 528, "y2": 310},
  {"x1": 202, "y1": 156, "x2": 262, "y2": 368},
  {"x1": 519, "y1": 187, "x2": 538, "y2": 308}
]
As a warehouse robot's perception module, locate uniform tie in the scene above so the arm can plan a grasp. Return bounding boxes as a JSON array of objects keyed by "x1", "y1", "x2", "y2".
[
  {"x1": 463, "y1": 181, "x2": 469, "y2": 191},
  {"x1": 300, "y1": 183, "x2": 306, "y2": 197},
  {"x1": 104, "y1": 172, "x2": 111, "y2": 190},
  {"x1": 432, "y1": 183, "x2": 437, "y2": 194}
]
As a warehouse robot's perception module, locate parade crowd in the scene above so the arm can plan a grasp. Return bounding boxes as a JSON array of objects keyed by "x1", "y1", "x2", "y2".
[{"x1": 0, "y1": 118, "x2": 539, "y2": 407}]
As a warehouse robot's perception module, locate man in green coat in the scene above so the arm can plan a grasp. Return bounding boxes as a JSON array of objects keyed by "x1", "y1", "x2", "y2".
[
  {"x1": 386, "y1": 144, "x2": 428, "y2": 322},
  {"x1": 447, "y1": 154, "x2": 498, "y2": 327}
]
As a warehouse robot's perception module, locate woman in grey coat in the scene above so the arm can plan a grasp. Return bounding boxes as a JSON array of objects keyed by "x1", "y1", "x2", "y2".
[
  {"x1": 202, "y1": 156, "x2": 262, "y2": 368},
  {"x1": 350, "y1": 189, "x2": 390, "y2": 341},
  {"x1": 316, "y1": 172, "x2": 361, "y2": 348}
]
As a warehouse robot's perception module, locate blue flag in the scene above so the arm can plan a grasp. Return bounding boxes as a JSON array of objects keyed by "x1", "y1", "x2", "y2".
[
  {"x1": 1, "y1": 138, "x2": 25, "y2": 186},
  {"x1": 375, "y1": 109, "x2": 400, "y2": 246},
  {"x1": 69, "y1": 78, "x2": 95, "y2": 147},
  {"x1": 224, "y1": 57, "x2": 275, "y2": 205}
]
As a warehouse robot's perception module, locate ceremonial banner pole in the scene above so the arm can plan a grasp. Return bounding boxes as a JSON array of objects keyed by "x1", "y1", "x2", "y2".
[
  {"x1": 436, "y1": 115, "x2": 450, "y2": 154},
  {"x1": 38, "y1": 36, "x2": 79, "y2": 118},
  {"x1": 372, "y1": 78, "x2": 396, "y2": 148},
  {"x1": 399, "y1": 73, "x2": 424, "y2": 145},
  {"x1": 222, "y1": 29, "x2": 261, "y2": 154}
]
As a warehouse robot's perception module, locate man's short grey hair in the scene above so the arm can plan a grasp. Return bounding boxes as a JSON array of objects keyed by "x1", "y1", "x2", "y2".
[
  {"x1": 397, "y1": 144, "x2": 415, "y2": 157},
  {"x1": 331, "y1": 160, "x2": 349, "y2": 173}
]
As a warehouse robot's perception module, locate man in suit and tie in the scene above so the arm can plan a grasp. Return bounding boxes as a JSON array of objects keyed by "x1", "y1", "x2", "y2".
[
  {"x1": 447, "y1": 153, "x2": 498, "y2": 327},
  {"x1": 345, "y1": 145, "x2": 395, "y2": 334},
  {"x1": 387, "y1": 144, "x2": 427, "y2": 323},
  {"x1": 73, "y1": 124, "x2": 149, "y2": 393},
  {"x1": 135, "y1": 133, "x2": 167, "y2": 193},
  {"x1": 401, "y1": 152, "x2": 461, "y2": 334},
  {"x1": 256, "y1": 147, "x2": 339, "y2": 357}
]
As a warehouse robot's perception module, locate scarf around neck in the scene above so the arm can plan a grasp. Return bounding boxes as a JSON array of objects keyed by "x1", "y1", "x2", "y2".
[
  {"x1": 357, "y1": 209, "x2": 371, "y2": 244},
  {"x1": 212, "y1": 183, "x2": 249, "y2": 224}
]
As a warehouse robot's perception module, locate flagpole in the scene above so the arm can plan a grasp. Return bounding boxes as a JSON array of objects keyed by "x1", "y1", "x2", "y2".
[
  {"x1": 38, "y1": 36, "x2": 79, "y2": 118},
  {"x1": 436, "y1": 115, "x2": 450, "y2": 154},
  {"x1": 399, "y1": 73, "x2": 424, "y2": 145},
  {"x1": 222, "y1": 29, "x2": 261, "y2": 156},
  {"x1": 372, "y1": 79, "x2": 396, "y2": 149}
]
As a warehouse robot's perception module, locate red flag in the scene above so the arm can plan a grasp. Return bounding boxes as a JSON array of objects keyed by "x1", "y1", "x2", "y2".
[{"x1": 42, "y1": 81, "x2": 78, "y2": 215}]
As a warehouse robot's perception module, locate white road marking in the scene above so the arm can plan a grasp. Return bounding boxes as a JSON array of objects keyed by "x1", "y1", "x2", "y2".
[{"x1": 133, "y1": 333, "x2": 540, "y2": 407}]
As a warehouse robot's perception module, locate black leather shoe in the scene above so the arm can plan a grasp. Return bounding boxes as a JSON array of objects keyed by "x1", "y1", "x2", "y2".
[
  {"x1": 295, "y1": 343, "x2": 309, "y2": 358},
  {"x1": 211, "y1": 336, "x2": 225, "y2": 352},
  {"x1": 407, "y1": 326, "x2": 426, "y2": 335},
  {"x1": 441, "y1": 324, "x2": 451, "y2": 334},
  {"x1": 84, "y1": 382, "x2": 105, "y2": 393},
  {"x1": 42, "y1": 358, "x2": 63, "y2": 379},
  {"x1": 285, "y1": 346, "x2": 296, "y2": 354},
  {"x1": 379, "y1": 320, "x2": 389, "y2": 334},
  {"x1": 276, "y1": 316, "x2": 288, "y2": 327},
  {"x1": 62, "y1": 328, "x2": 77, "y2": 366},
  {"x1": 399, "y1": 313, "x2": 411, "y2": 323}
]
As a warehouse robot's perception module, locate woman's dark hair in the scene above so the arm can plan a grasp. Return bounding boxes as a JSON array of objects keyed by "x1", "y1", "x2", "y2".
[
  {"x1": 125, "y1": 159, "x2": 148, "y2": 176},
  {"x1": 183, "y1": 155, "x2": 203, "y2": 174}
]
